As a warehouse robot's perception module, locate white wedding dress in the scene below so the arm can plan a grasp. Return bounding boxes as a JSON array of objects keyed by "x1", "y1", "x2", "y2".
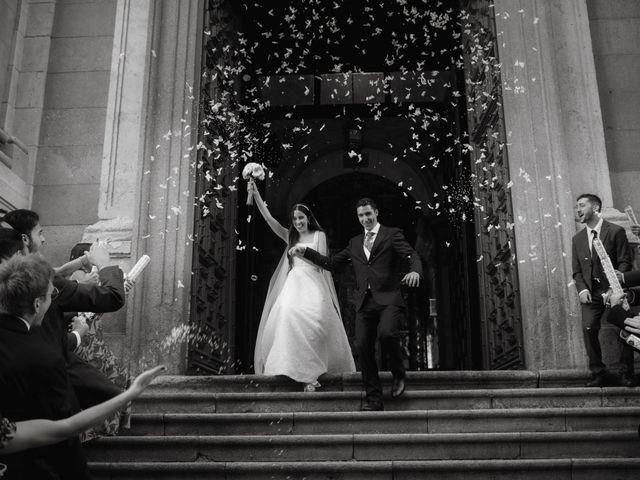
[{"x1": 254, "y1": 231, "x2": 355, "y2": 383}]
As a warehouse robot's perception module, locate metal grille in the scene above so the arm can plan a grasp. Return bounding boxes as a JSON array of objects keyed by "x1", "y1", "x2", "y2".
[
  {"x1": 460, "y1": 0, "x2": 525, "y2": 369},
  {"x1": 187, "y1": 0, "x2": 238, "y2": 375}
]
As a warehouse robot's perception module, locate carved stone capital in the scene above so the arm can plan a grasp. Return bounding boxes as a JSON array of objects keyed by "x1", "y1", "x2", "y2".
[{"x1": 81, "y1": 217, "x2": 134, "y2": 258}]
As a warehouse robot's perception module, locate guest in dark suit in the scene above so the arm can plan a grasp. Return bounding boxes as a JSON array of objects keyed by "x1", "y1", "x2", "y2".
[
  {"x1": 572, "y1": 193, "x2": 633, "y2": 387},
  {"x1": 0, "y1": 254, "x2": 92, "y2": 479},
  {"x1": 1, "y1": 210, "x2": 126, "y2": 409},
  {"x1": 290, "y1": 198, "x2": 422, "y2": 411}
]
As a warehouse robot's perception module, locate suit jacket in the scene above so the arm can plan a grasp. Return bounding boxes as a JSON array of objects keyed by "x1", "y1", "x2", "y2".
[
  {"x1": 58, "y1": 266, "x2": 126, "y2": 408},
  {"x1": 0, "y1": 314, "x2": 90, "y2": 479},
  {"x1": 0, "y1": 266, "x2": 124, "y2": 479},
  {"x1": 572, "y1": 219, "x2": 632, "y2": 294},
  {"x1": 303, "y1": 225, "x2": 423, "y2": 311},
  {"x1": 59, "y1": 266, "x2": 126, "y2": 351},
  {"x1": 622, "y1": 270, "x2": 640, "y2": 289}
]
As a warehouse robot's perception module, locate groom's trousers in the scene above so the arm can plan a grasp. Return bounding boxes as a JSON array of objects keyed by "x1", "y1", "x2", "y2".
[{"x1": 356, "y1": 291, "x2": 406, "y2": 403}]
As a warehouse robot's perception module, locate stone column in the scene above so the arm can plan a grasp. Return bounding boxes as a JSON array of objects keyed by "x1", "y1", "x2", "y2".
[
  {"x1": 125, "y1": 0, "x2": 203, "y2": 373},
  {"x1": 83, "y1": 0, "x2": 154, "y2": 256},
  {"x1": 494, "y1": 0, "x2": 617, "y2": 370},
  {"x1": 87, "y1": 0, "x2": 203, "y2": 373}
]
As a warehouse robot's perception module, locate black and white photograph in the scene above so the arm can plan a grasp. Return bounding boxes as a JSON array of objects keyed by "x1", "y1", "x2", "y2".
[{"x1": 1, "y1": 0, "x2": 640, "y2": 478}]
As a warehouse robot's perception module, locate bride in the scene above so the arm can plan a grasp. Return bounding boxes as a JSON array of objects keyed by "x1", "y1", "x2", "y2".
[{"x1": 248, "y1": 182, "x2": 355, "y2": 391}]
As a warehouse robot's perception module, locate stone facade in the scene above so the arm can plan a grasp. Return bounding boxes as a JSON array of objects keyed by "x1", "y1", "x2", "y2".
[
  {"x1": 0, "y1": 0, "x2": 638, "y2": 374},
  {"x1": 588, "y1": 0, "x2": 640, "y2": 216}
]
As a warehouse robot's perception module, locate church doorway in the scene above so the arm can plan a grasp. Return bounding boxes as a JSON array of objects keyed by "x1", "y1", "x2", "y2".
[{"x1": 189, "y1": 0, "x2": 525, "y2": 375}]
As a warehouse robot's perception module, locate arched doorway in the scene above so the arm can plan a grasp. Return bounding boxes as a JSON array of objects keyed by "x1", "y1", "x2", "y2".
[
  {"x1": 189, "y1": 0, "x2": 524, "y2": 374},
  {"x1": 238, "y1": 168, "x2": 483, "y2": 372}
]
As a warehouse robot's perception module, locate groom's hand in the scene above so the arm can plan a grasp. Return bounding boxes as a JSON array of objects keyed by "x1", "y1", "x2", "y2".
[
  {"x1": 402, "y1": 272, "x2": 420, "y2": 288},
  {"x1": 288, "y1": 245, "x2": 306, "y2": 257}
]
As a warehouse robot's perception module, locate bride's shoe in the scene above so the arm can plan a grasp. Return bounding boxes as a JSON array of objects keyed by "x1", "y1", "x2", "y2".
[{"x1": 303, "y1": 381, "x2": 321, "y2": 392}]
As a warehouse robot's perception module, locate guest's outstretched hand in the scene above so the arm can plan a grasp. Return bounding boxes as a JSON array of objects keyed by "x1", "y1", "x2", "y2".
[
  {"x1": 124, "y1": 278, "x2": 136, "y2": 294},
  {"x1": 129, "y1": 365, "x2": 166, "y2": 396},
  {"x1": 80, "y1": 269, "x2": 100, "y2": 285},
  {"x1": 86, "y1": 240, "x2": 110, "y2": 270},
  {"x1": 624, "y1": 316, "x2": 640, "y2": 335},
  {"x1": 606, "y1": 289, "x2": 626, "y2": 307},
  {"x1": 402, "y1": 272, "x2": 421, "y2": 288}
]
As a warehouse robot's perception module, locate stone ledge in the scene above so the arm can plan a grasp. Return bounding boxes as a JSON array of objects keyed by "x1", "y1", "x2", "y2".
[{"x1": 147, "y1": 370, "x2": 594, "y2": 393}]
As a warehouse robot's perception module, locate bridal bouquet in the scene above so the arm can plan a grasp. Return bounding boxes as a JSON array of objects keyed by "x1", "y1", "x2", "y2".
[{"x1": 242, "y1": 162, "x2": 266, "y2": 206}]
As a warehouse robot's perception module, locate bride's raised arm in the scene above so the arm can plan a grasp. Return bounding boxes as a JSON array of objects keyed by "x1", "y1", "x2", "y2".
[{"x1": 248, "y1": 181, "x2": 288, "y2": 243}]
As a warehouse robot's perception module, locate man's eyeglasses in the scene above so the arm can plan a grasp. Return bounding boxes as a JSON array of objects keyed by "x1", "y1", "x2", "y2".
[{"x1": 39, "y1": 287, "x2": 59, "y2": 301}]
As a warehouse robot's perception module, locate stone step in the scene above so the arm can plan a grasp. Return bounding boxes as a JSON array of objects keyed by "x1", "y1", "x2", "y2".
[
  {"x1": 85, "y1": 431, "x2": 639, "y2": 463},
  {"x1": 128, "y1": 407, "x2": 640, "y2": 436},
  {"x1": 88, "y1": 458, "x2": 640, "y2": 480},
  {"x1": 147, "y1": 370, "x2": 597, "y2": 393},
  {"x1": 133, "y1": 387, "x2": 640, "y2": 413},
  {"x1": 88, "y1": 459, "x2": 640, "y2": 480}
]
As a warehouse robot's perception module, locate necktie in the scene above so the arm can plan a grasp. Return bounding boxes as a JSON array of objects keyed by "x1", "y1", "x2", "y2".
[
  {"x1": 364, "y1": 231, "x2": 375, "y2": 252},
  {"x1": 591, "y1": 230, "x2": 600, "y2": 282}
]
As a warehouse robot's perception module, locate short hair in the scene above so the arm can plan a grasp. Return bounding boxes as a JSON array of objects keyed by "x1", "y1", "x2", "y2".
[
  {"x1": 0, "y1": 254, "x2": 54, "y2": 316},
  {"x1": 0, "y1": 228, "x2": 23, "y2": 261},
  {"x1": 69, "y1": 242, "x2": 92, "y2": 261},
  {"x1": 356, "y1": 198, "x2": 377, "y2": 210},
  {"x1": 0, "y1": 209, "x2": 40, "y2": 236},
  {"x1": 576, "y1": 193, "x2": 602, "y2": 212}
]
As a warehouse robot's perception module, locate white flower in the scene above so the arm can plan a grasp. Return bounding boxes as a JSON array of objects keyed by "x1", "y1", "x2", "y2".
[{"x1": 242, "y1": 162, "x2": 266, "y2": 181}]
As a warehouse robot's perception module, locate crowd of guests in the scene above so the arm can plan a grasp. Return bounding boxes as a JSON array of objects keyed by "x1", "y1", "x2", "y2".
[{"x1": 0, "y1": 209, "x2": 162, "y2": 479}]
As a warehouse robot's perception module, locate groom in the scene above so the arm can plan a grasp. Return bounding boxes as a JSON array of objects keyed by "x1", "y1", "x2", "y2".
[{"x1": 289, "y1": 198, "x2": 422, "y2": 411}]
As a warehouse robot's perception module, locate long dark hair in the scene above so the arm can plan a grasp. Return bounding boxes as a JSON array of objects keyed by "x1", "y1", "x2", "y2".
[
  {"x1": 287, "y1": 204, "x2": 323, "y2": 269},
  {"x1": 289, "y1": 203, "x2": 324, "y2": 248},
  {"x1": 287, "y1": 203, "x2": 323, "y2": 248}
]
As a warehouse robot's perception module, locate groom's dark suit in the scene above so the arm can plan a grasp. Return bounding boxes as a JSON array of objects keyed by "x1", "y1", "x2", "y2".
[
  {"x1": 303, "y1": 224, "x2": 422, "y2": 404},
  {"x1": 572, "y1": 219, "x2": 632, "y2": 375}
]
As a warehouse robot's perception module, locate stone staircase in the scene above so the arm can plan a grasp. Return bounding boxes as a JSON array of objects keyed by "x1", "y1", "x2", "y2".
[{"x1": 87, "y1": 371, "x2": 640, "y2": 479}]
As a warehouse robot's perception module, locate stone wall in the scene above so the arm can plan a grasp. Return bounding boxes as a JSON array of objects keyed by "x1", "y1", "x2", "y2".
[
  {"x1": 0, "y1": 0, "x2": 20, "y2": 128},
  {"x1": 32, "y1": 0, "x2": 117, "y2": 265},
  {"x1": 0, "y1": 0, "x2": 37, "y2": 210},
  {"x1": 588, "y1": 0, "x2": 640, "y2": 217}
]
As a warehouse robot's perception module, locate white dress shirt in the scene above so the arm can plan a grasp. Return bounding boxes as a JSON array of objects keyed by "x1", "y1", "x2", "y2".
[{"x1": 16, "y1": 316, "x2": 31, "y2": 331}]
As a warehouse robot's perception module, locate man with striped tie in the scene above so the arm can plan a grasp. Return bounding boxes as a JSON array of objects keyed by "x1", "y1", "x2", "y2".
[{"x1": 572, "y1": 193, "x2": 633, "y2": 387}]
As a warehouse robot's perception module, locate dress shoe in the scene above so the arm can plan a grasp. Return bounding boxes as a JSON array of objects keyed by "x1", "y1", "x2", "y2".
[
  {"x1": 391, "y1": 377, "x2": 406, "y2": 398},
  {"x1": 619, "y1": 372, "x2": 637, "y2": 387},
  {"x1": 585, "y1": 372, "x2": 606, "y2": 387},
  {"x1": 361, "y1": 401, "x2": 384, "y2": 411},
  {"x1": 303, "y1": 381, "x2": 321, "y2": 392}
]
